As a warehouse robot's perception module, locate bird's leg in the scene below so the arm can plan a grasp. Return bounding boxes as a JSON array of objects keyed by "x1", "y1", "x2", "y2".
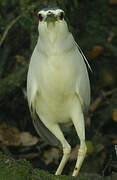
[
  {"x1": 55, "y1": 138, "x2": 71, "y2": 175},
  {"x1": 42, "y1": 121, "x2": 71, "y2": 175},
  {"x1": 71, "y1": 102, "x2": 87, "y2": 177}
]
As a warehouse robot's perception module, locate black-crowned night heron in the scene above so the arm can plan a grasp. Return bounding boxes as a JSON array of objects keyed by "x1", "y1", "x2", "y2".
[{"x1": 27, "y1": 7, "x2": 91, "y2": 176}]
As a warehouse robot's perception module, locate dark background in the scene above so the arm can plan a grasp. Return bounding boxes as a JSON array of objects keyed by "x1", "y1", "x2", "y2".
[{"x1": 0, "y1": 0, "x2": 117, "y2": 178}]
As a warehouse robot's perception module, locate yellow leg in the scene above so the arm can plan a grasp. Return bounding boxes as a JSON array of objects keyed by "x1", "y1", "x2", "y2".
[
  {"x1": 40, "y1": 120, "x2": 71, "y2": 175},
  {"x1": 71, "y1": 100, "x2": 87, "y2": 176}
]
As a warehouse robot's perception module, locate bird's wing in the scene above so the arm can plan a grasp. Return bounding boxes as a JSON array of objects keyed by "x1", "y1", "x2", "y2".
[
  {"x1": 75, "y1": 42, "x2": 91, "y2": 109},
  {"x1": 75, "y1": 42, "x2": 92, "y2": 72},
  {"x1": 27, "y1": 47, "x2": 60, "y2": 146}
]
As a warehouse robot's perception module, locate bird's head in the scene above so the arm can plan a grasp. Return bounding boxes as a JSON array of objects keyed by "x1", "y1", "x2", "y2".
[
  {"x1": 37, "y1": 8, "x2": 69, "y2": 42},
  {"x1": 37, "y1": 8, "x2": 65, "y2": 24}
]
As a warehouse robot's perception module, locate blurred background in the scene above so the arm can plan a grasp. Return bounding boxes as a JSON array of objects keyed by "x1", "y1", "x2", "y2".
[{"x1": 0, "y1": 0, "x2": 117, "y2": 178}]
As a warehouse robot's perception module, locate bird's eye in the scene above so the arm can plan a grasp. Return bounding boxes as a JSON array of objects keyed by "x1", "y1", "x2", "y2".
[
  {"x1": 38, "y1": 13, "x2": 43, "y2": 21},
  {"x1": 59, "y1": 12, "x2": 64, "y2": 20}
]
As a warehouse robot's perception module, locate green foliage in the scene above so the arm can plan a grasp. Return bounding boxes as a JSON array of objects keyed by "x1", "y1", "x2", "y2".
[
  {"x1": 20, "y1": 0, "x2": 32, "y2": 6},
  {"x1": 0, "y1": 0, "x2": 18, "y2": 6},
  {"x1": 0, "y1": 153, "x2": 32, "y2": 180},
  {"x1": 19, "y1": 13, "x2": 33, "y2": 31},
  {"x1": 0, "y1": 152, "x2": 103, "y2": 180},
  {"x1": 0, "y1": 0, "x2": 7, "y2": 6}
]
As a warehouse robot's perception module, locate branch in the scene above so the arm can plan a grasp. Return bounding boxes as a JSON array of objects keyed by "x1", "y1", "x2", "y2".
[
  {"x1": 89, "y1": 88, "x2": 117, "y2": 112},
  {"x1": 0, "y1": 4, "x2": 36, "y2": 47},
  {"x1": 0, "y1": 15, "x2": 22, "y2": 46}
]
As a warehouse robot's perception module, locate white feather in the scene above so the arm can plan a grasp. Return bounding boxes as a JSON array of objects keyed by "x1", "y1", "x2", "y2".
[
  {"x1": 27, "y1": 9, "x2": 91, "y2": 175},
  {"x1": 27, "y1": 10, "x2": 90, "y2": 135}
]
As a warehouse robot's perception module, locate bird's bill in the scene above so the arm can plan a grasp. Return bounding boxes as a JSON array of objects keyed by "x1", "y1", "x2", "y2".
[{"x1": 45, "y1": 13, "x2": 57, "y2": 23}]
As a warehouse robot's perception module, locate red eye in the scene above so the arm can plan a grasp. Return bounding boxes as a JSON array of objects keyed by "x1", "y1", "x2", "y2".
[
  {"x1": 59, "y1": 12, "x2": 64, "y2": 20},
  {"x1": 38, "y1": 13, "x2": 43, "y2": 21}
]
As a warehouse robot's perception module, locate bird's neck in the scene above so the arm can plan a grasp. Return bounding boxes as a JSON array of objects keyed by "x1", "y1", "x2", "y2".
[
  {"x1": 38, "y1": 22, "x2": 75, "y2": 56},
  {"x1": 47, "y1": 24, "x2": 58, "y2": 43}
]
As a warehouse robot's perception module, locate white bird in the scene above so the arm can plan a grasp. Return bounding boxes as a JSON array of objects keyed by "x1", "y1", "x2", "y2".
[{"x1": 27, "y1": 7, "x2": 91, "y2": 177}]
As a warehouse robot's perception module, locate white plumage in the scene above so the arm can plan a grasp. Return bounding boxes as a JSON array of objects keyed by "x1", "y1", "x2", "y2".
[{"x1": 27, "y1": 8, "x2": 90, "y2": 176}]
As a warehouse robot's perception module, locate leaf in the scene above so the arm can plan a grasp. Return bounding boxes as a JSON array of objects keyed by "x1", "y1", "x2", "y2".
[
  {"x1": 70, "y1": 141, "x2": 94, "y2": 161},
  {"x1": 85, "y1": 45, "x2": 103, "y2": 60},
  {"x1": 69, "y1": 145, "x2": 79, "y2": 161},
  {"x1": 86, "y1": 141, "x2": 94, "y2": 154},
  {"x1": 107, "y1": 35, "x2": 114, "y2": 42},
  {"x1": 112, "y1": 139, "x2": 117, "y2": 144},
  {"x1": 15, "y1": 55, "x2": 25, "y2": 64},
  {"x1": 0, "y1": 123, "x2": 39, "y2": 146},
  {"x1": 112, "y1": 108, "x2": 117, "y2": 122},
  {"x1": 109, "y1": 0, "x2": 117, "y2": 4},
  {"x1": 0, "y1": 123, "x2": 21, "y2": 146},
  {"x1": 20, "y1": 132, "x2": 39, "y2": 146},
  {"x1": 43, "y1": 148, "x2": 60, "y2": 165},
  {"x1": 94, "y1": 143, "x2": 105, "y2": 153}
]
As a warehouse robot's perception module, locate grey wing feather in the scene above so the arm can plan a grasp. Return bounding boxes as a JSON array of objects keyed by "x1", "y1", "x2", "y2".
[
  {"x1": 27, "y1": 50, "x2": 60, "y2": 146},
  {"x1": 31, "y1": 108, "x2": 60, "y2": 146},
  {"x1": 75, "y1": 42, "x2": 92, "y2": 72},
  {"x1": 75, "y1": 42, "x2": 91, "y2": 109},
  {"x1": 29, "y1": 94, "x2": 60, "y2": 146}
]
